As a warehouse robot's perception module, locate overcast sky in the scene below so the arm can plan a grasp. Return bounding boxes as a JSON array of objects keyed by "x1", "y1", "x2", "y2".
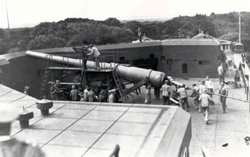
[{"x1": 0, "y1": 0, "x2": 249, "y2": 28}]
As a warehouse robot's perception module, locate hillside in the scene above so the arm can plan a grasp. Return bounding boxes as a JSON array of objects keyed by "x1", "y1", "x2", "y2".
[{"x1": 0, "y1": 12, "x2": 250, "y2": 54}]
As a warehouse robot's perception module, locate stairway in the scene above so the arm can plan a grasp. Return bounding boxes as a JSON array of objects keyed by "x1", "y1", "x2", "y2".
[{"x1": 112, "y1": 71, "x2": 125, "y2": 99}]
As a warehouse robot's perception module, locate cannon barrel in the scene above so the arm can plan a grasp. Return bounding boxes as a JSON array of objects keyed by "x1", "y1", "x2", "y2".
[{"x1": 26, "y1": 51, "x2": 166, "y2": 87}]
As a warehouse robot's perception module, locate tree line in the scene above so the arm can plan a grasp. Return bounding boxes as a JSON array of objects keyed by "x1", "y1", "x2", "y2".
[{"x1": 1, "y1": 12, "x2": 250, "y2": 54}]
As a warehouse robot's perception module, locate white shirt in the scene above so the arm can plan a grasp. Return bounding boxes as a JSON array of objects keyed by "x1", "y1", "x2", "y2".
[
  {"x1": 108, "y1": 93, "x2": 115, "y2": 103},
  {"x1": 161, "y1": 84, "x2": 170, "y2": 96},
  {"x1": 177, "y1": 87, "x2": 187, "y2": 98},
  {"x1": 199, "y1": 93, "x2": 212, "y2": 107},
  {"x1": 198, "y1": 84, "x2": 206, "y2": 94},
  {"x1": 83, "y1": 89, "x2": 88, "y2": 99},
  {"x1": 88, "y1": 47, "x2": 100, "y2": 57},
  {"x1": 205, "y1": 80, "x2": 214, "y2": 90},
  {"x1": 218, "y1": 65, "x2": 223, "y2": 75}
]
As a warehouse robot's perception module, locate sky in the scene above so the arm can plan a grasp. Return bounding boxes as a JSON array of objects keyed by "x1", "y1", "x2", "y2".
[{"x1": 0, "y1": 0, "x2": 249, "y2": 28}]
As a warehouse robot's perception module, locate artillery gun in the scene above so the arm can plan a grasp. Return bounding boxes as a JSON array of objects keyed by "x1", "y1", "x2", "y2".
[{"x1": 26, "y1": 50, "x2": 181, "y2": 102}]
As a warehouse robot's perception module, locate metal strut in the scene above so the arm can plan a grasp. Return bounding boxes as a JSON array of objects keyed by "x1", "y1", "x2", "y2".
[{"x1": 39, "y1": 69, "x2": 50, "y2": 99}]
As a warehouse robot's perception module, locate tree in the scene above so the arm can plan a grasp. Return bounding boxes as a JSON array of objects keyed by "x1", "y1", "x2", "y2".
[
  {"x1": 124, "y1": 21, "x2": 142, "y2": 36},
  {"x1": 0, "y1": 40, "x2": 10, "y2": 54},
  {"x1": 0, "y1": 29, "x2": 7, "y2": 39},
  {"x1": 104, "y1": 18, "x2": 122, "y2": 27},
  {"x1": 28, "y1": 35, "x2": 66, "y2": 49},
  {"x1": 210, "y1": 12, "x2": 216, "y2": 16}
]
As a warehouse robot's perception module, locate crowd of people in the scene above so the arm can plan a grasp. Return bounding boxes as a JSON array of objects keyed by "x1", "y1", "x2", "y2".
[
  {"x1": 151, "y1": 61, "x2": 235, "y2": 124},
  {"x1": 143, "y1": 71, "x2": 231, "y2": 125},
  {"x1": 48, "y1": 70, "x2": 231, "y2": 124},
  {"x1": 49, "y1": 80, "x2": 119, "y2": 103}
]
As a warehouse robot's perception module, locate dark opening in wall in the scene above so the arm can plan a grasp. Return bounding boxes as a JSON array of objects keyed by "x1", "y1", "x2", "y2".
[
  {"x1": 161, "y1": 56, "x2": 165, "y2": 61},
  {"x1": 119, "y1": 56, "x2": 125, "y2": 61},
  {"x1": 182, "y1": 63, "x2": 188, "y2": 74}
]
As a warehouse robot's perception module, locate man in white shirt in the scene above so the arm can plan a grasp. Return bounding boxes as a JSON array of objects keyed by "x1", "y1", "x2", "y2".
[
  {"x1": 218, "y1": 63, "x2": 224, "y2": 84},
  {"x1": 205, "y1": 76, "x2": 214, "y2": 97},
  {"x1": 108, "y1": 89, "x2": 116, "y2": 103},
  {"x1": 87, "y1": 44, "x2": 100, "y2": 70},
  {"x1": 219, "y1": 82, "x2": 229, "y2": 113},
  {"x1": 199, "y1": 91, "x2": 213, "y2": 124},
  {"x1": 160, "y1": 80, "x2": 171, "y2": 105},
  {"x1": 198, "y1": 81, "x2": 206, "y2": 94},
  {"x1": 198, "y1": 81, "x2": 206, "y2": 112}
]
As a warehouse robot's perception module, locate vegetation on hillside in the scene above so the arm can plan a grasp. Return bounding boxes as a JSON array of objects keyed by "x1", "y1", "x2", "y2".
[{"x1": 1, "y1": 12, "x2": 250, "y2": 54}]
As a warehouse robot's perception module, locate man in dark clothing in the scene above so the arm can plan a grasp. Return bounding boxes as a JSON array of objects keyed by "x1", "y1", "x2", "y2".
[
  {"x1": 50, "y1": 80, "x2": 63, "y2": 100},
  {"x1": 219, "y1": 82, "x2": 229, "y2": 113}
]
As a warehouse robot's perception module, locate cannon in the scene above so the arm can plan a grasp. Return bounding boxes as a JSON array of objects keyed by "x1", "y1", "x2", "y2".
[{"x1": 26, "y1": 50, "x2": 166, "y2": 88}]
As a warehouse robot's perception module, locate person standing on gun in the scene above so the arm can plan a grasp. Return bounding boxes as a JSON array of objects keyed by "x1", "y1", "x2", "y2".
[
  {"x1": 87, "y1": 44, "x2": 100, "y2": 70},
  {"x1": 72, "y1": 45, "x2": 89, "y2": 70},
  {"x1": 219, "y1": 82, "x2": 229, "y2": 114}
]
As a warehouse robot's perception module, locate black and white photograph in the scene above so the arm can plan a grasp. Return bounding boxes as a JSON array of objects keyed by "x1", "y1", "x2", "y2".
[{"x1": 0, "y1": 0, "x2": 250, "y2": 156}]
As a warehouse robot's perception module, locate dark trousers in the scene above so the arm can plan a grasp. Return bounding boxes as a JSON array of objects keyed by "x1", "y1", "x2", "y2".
[
  {"x1": 162, "y1": 96, "x2": 169, "y2": 105},
  {"x1": 94, "y1": 57, "x2": 100, "y2": 70},
  {"x1": 220, "y1": 96, "x2": 227, "y2": 113},
  {"x1": 180, "y1": 97, "x2": 188, "y2": 111},
  {"x1": 219, "y1": 75, "x2": 224, "y2": 84}
]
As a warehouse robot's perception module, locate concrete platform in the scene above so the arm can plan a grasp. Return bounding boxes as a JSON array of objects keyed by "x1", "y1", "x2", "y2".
[{"x1": 0, "y1": 84, "x2": 191, "y2": 157}]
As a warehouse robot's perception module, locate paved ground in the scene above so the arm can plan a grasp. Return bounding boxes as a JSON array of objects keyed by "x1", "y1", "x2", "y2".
[
  {"x1": 132, "y1": 75, "x2": 250, "y2": 157},
  {"x1": 181, "y1": 78, "x2": 250, "y2": 157}
]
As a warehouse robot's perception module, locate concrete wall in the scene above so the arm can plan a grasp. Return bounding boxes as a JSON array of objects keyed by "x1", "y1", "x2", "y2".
[
  {"x1": 0, "y1": 56, "x2": 45, "y2": 97},
  {"x1": 98, "y1": 43, "x2": 220, "y2": 78},
  {"x1": 160, "y1": 45, "x2": 220, "y2": 78},
  {"x1": 30, "y1": 40, "x2": 220, "y2": 78},
  {"x1": 0, "y1": 54, "x2": 63, "y2": 98}
]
